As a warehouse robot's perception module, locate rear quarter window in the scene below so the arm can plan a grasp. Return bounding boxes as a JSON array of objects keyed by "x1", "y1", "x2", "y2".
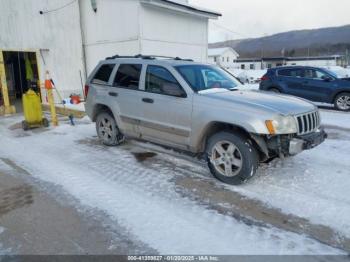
[{"x1": 91, "y1": 64, "x2": 115, "y2": 85}]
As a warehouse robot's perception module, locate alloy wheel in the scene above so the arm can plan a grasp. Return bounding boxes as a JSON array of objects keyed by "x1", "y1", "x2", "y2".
[
  {"x1": 211, "y1": 140, "x2": 243, "y2": 177},
  {"x1": 336, "y1": 95, "x2": 350, "y2": 111}
]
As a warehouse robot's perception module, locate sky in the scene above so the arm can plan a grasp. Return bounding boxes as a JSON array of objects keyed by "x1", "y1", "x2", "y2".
[{"x1": 190, "y1": 0, "x2": 350, "y2": 43}]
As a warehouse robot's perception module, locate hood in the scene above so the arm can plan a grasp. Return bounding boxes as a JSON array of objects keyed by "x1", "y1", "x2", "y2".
[{"x1": 199, "y1": 89, "x2": 317, "y2": 115}]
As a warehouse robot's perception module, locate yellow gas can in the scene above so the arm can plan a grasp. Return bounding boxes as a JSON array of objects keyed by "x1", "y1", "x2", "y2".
[{"x1": 22, "y1": 89, "x2": 49, "y2": 130}]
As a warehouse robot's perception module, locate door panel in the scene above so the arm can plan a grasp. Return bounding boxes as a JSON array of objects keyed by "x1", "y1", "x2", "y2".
[
  {"x1": 301, "y1": 69, "x2": 337, "y2": 102},
  {"x1": 109, "y1": 64, "x2": 144, "y2": 137},
  {"x1": 138, "y1": 65, "x2": 192, "y2": 148},
  {"x1": 139, "y1": 93, "x2": 192, "y2": 148}
]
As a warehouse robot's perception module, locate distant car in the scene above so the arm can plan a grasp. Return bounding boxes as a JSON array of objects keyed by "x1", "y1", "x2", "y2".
[{"x1": 259, "y1": 66, "x2": 350, "y2": 111}]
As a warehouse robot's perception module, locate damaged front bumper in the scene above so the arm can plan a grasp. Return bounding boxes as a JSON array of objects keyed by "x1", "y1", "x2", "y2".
[
  {"x1": 257, "y1": 129, "x2": 328, "y2": 159},
  {"x1": 289, "y1": 129, "x2": 327, "y2": 155}
]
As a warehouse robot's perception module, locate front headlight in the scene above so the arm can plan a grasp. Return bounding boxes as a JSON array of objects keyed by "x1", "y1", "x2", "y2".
[{"x1": 265, "y1": 115, "x2": 298, "y2": 135}]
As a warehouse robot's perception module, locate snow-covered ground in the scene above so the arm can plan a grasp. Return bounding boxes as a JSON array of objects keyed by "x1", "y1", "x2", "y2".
[{"x1": 0, "y1": 110, "x2": 349, "y2": 255}]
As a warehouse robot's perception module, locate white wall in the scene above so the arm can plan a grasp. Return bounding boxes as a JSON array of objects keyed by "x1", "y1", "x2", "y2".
[
  {"x1": 0, "y1": 0, "x2": 85, "y2": 98},
  {"x1": 209, "y1": 50, "x2": 239, "y2": 68},
  {"x1": 0, "y1": 0, "x2": 211, "y2": 99},
  {"x1": 79, "y1": 0, "x2": 142, "y2": 74},
  {"x1": 140, "y1": 4, "x2": 209, "y2": 62}
]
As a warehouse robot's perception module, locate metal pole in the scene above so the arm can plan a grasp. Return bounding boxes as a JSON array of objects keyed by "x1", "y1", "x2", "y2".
[{"x1": 0, "y1": 50, "x2": 16, "y2": 115}]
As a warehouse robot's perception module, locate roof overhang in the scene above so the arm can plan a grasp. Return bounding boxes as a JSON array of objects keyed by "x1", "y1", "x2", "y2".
[{"x1": 140, "y1": 0, "x2": 221, "y2": 19}]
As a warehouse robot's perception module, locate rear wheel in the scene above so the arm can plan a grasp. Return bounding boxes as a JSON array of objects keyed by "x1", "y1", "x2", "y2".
[
  {"x1": 206, "y1": 132, "x2": 259, "y2": 185},
  {"x1": 269, "y1": 88, "x2": 281, "y2": 93},
  {"x1": 334, "y1": 92, "x2": 350, "y2": 111},
  {"x1": 22, "y1": 121, "x2": 29, "y2": 131},
  {"x1": 42, "y1": 118, "x2": 49, "y2": 127},
  {"x1": 96, "y1": 112, "x2": 124, "y2": 146}
]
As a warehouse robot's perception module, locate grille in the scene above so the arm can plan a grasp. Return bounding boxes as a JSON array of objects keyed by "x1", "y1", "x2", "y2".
[{"x1": 295, "y1": 111, "x2": 320, "y2": 135}]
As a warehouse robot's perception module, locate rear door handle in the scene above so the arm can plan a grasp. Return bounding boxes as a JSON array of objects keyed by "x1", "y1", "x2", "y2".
[
  {"x1": 142, "y1": 98, "x2": 154, "y2": 104},
  {"x1": 109, "y1": 92, "x2": 118, "y2": 97}
]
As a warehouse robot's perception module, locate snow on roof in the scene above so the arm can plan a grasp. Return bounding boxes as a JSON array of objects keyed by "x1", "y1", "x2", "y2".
[
  {"x1": 208, "y1": 47, "x2": 239, "y2": 57},
  {"x1": 141, "y1": 0, "x2": 221, "y2": 18}
]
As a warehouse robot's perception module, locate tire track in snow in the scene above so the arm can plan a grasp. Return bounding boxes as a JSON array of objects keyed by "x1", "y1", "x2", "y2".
[{"x1": 0, "y1": 131, "x2": 341, "y2": 254}]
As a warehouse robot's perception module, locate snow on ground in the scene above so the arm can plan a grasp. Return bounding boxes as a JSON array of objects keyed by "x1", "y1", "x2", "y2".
[
  {"x1": 0, "y1": 114, "x2": 344, "y2": 255},
  {"x1": 0, "y1": 227, "x2": 11, "y2": 255},
  {"x1": 227, "y1": 110, "x2": 350, "y2": 238},
  {"x1": 320, "y1": 110, "x2": 350, "y2": 129}
]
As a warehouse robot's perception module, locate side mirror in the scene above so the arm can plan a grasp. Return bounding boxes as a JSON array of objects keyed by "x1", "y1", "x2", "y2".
[
  {"x1": 162, "y1": 83, "x2": 187, "y2": 97},
  {"x1": 322, "y1": 76, "x2": 333, "y2": 82}
]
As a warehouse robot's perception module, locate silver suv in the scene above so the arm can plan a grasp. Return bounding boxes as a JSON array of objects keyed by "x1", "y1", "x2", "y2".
[{"x1": 85, "y1": 55, "x2": 327, "y2": 185}]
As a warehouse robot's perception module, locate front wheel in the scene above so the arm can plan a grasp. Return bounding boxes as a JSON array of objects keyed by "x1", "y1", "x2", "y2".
[
  {"x1": 334, "y1": 92, "x2": 350, "y2": 111},
  {"x1": 96, "y1": 112, "x2": 124, "y2": 146},
  {"x1": 206, "y1": 132, "x2": 259, "y2": 185}
]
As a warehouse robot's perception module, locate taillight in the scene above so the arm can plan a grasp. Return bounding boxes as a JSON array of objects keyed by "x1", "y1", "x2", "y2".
[
  {"x1": 84, "y1": 84, "x2": 89, "y2": 99},
  {"x1": 261, "y1": 75, "x2": 269, "y2": 81}
]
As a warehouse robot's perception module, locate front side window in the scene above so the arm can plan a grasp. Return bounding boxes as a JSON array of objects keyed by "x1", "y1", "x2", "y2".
[
  {"x1": 92, "y1": 64, "x2": 115, "y2": 85},
  {"x1": 176, "y1": 65, "x2": 240, "y2": 92},
  {"x1": 114, "y1": 64, "x2": 142, "y2": 89},
  {"x1": 145, "y1": 65, "x2": 184, "y2": 96},
  {"x1": 303, "y1": 69, "x2": 333, "y2": 80}
]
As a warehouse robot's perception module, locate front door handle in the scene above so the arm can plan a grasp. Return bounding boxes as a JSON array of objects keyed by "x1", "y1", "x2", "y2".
[
  {"x1": 109, "y1": 92, "x2": 118, "y2": 97},
  {"x1": 142, "y1": 98, "x2": 154, "y2": 104}
]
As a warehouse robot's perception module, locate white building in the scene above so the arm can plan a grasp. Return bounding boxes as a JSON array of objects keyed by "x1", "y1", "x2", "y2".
[
  {"x1": 234, "y1": 55, "x2": 345, "y2": 70},
  {"x1": 0, "y1": 0, "x2": 220, "y2": 113},
  {"x1": 208, "y1": 47, "x2": 239, "y2": 68}
]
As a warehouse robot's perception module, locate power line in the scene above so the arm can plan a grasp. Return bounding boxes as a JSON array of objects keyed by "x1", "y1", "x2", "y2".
[
  {"x1": 210, "y1": 22, "x2": 249, "y2": 39},
  {"x1": 39, "y1": 0, "x2": 77, "y2": 15}
]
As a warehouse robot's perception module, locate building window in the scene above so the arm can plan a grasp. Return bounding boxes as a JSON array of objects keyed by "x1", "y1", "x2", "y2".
[
  {"x1": 222, "y1": 57, "x2": 225, "y2": 62},
  {"x1": 267, "y1": 64, "x2": 272, "y2": 69},
  {"x1": 250, "y1": 64, "x2": 255, "y2": 70},
  {"x1": 241, "y1": 64, "x2": 245, "y2": 69},
  {"x1": 214, "y1": 57, "x2": 217, "y2": 62},
  {"x1": 227, "y1": 57, "x2": 229, "y2": 62}
]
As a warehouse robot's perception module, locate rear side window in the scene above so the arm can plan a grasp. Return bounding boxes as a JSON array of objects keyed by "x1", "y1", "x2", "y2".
[
  {"x1": 278, "y1": 68, "x2": 302, "y2": 77},
  {"x1": 145, "y1": 66, "x2": 182, "y2": 95},
  {"x1": 278, "y1": 69, "x2": 291, "y2": 76},
  {"x1": 114, "y1": 64, "x2": 142, "y2": 89},
  {"x1": 92, "y1": 64, "x2": 115, "y2": 85}
]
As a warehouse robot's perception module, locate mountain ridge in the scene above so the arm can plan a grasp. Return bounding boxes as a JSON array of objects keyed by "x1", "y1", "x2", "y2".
[{"x1": 209, "y1": 24, "x2": 350, "y2": 58}]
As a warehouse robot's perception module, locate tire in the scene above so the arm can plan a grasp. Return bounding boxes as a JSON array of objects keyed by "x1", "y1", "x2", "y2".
[
  {"x1": 42, "y1": 118, "x2": 49, "y2": 127},
  {"x1": 334, "y1": 92, "x2": 350, "y2": 112},
  {"x1": 22, "y1": 121, "x2": 29, "y2": 131},
  {"x1": 269, "y1": 88, "x2": 281, "y2": 93},
  {"x1": 96, "y1": 111, "x2": 124, "y2": 146},
  {"x1": 206, "y1": 132, "x2": 259, "y2": 185}
]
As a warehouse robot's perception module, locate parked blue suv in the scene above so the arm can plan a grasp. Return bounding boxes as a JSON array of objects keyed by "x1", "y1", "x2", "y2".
[{"x1": 259, "y1": 66, "x2": 350, "y2": 111}]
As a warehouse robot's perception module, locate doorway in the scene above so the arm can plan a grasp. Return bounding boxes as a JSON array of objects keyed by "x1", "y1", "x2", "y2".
[{"x1": 1, "y1": 51, "x2": 40, "y2": 113}]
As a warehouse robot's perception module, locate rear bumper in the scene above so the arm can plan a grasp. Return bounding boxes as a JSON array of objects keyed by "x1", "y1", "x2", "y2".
[{"x1": 289, "y1": 129, "x2": 327, "y2": 155}]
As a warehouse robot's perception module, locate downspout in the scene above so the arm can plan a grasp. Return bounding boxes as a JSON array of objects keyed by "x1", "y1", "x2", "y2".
[
  {"x1": 137, "y1": 3, "x2": 143, "y2": 54},
  {"x1": 78, "y1": 0, "x2": 88, "y2": 80}
]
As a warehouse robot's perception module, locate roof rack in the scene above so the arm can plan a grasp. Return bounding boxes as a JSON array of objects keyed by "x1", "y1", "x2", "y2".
[{"x1": 105, "y1": 54, "x2": 193, "y2": 62}]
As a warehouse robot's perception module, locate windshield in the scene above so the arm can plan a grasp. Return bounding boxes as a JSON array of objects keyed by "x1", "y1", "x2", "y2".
[
  {"x1": 175, "y1": 65, "x2": 241, "y2": 92},
  {"x1": 322, "y1": 68, "x2": 338, "y2": 78}
]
